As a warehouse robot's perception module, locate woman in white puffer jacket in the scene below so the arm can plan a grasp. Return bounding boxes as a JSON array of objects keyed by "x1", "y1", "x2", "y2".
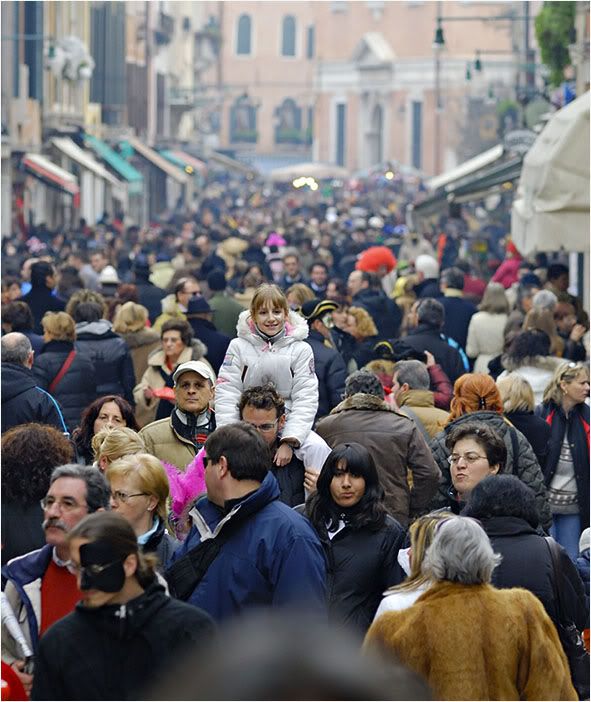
[{"x1": 215, "y1": 284, "x2": 319, "y2": 463}]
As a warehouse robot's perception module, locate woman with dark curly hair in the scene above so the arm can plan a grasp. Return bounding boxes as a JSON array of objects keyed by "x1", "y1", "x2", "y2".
[
  {"x1": 302, "y1": 442, "x2": 405, "y2": 635},
  {"x1": 497, "y1": 328, "x2": 562, "y2": 405},
  {"x1": 71, "y1": 395, "x2": 139, "y2": 464},
  {"x1": 1, "y1": 423, "x2": 74, "y2": 564}
]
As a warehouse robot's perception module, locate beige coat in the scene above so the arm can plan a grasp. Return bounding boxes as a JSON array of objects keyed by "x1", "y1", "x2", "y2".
[
  {"x1": 315, "y1": 393, "x2": 441, "y2": 526},
  {"x1": 120, "y1": 328, "x2": 161, "y2": 384},
  {"x1": 397, "y1": 388, "x2": 449, "y2": 438},
  {"x1": 133, "y1": 340, "x2": 211, "y2": 427},
  {"x1": 139, "y1": 416, "x2": 198, "y2": 470}
]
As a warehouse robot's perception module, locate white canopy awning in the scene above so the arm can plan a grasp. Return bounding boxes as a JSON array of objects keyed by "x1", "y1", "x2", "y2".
[
  {"x1": 127, "y1": 136, "x2": 190, "y2": 185},
  {"x1": 426, "y1": 144, "x2": 504, "y2": 192},
  {"x1": 511, "y1": 92, "x2": 590, "y2": 254},
  {"x1": 51, "y1": 137, "x2": 122, "y2": 188}
]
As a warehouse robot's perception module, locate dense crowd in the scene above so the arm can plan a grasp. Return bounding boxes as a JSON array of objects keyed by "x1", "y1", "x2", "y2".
[{"x1": 1, "y1": 175, "x2": 589, "y2": 700}]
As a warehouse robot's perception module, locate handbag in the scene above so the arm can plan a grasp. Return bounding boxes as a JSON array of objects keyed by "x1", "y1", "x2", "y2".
[{"x1": 545, "y1": 536, "x2": 590, "y2": 700}]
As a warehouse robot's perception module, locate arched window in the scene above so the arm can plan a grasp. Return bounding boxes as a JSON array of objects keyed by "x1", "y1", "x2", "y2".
[
  {"x1": 281, "y1": 15, "x2": 296, "y2": 56},
  {"x1": 236, "y1": 14, "x2": 251, "y2": 55}
]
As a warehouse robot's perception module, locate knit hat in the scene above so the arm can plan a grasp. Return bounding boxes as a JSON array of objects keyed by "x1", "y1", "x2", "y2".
[{"x1": 207, "y1": 269, "x2": 227, "y2": 291}]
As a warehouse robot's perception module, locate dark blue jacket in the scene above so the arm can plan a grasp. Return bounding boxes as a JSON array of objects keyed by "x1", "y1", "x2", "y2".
[
  {"x1": 2, "y1": 544, "x2": 53, "y2": 655},
  {"x1": 187, "y1": 317, "x2": 231, "y2": 375},
  {"x1": 440, "y1": 295, "x2": 477, "y2": 351},
  {"x1": 167, "y1": 472, "x2": 326, "y2": 621},
  {"x1": 351, "y1": 288, "x2": 401, "y2": 340},
  {"x1": 1, "y1": 363, "x2": 68, "y2": 434},
  {"x1": 305, "y1": 329, "x2": 347, "y2": 420}
]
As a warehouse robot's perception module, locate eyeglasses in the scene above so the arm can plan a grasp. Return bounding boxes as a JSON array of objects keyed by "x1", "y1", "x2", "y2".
[
  {"x1": 110, "y1": 490, "x2": 148, "y2": 504},
  {"x1": 447, "y1": 453, "x2": 488, "y2": 466},
  {"x1": 40, "y1": 496, "x2": 87, "y2": 512},
  {"x1": 70, "y1": 559, "x2": 122, "y2": 577},
  {"x1": 246, "y1": 419, "x2": 280, "y2": 433}
]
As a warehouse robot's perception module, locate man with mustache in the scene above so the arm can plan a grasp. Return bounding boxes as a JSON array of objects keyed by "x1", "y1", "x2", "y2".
[{"x1": 1, "y1": 464, "x2": 110, "y2": 694}]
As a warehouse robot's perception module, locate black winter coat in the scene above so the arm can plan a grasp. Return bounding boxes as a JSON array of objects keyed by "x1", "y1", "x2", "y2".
[
  {"x1": 187, "y1": 317, "x2": 231, "y2": 375},
  {"x1": 75, "y1": 320, "x2": 136, "y2": 405},
  {"x1": 440, "y1": 296, "x2": 477, "y2": 350},
  {"x1": 0, "y1": 501, "x2": 45, "y2": 565},
  {"x1": 505, "y1": 410, "x2": 551, "y2": 472},
  {"x1": 271, "y1": 448, "x2": 305, "y2": 508},
  {"x1": 32, "y1": 340, "x2": 97, "y2": 431},
  {"x1": 302, "y1": 512, "x2": 405, "y2": 634},
  {"x1": 535, "y1": 400, "x2": 590, "y2": 530},
  {"x1": 31, "y1": 582, "x2": 215, "y2": 701},
  {"x1": 18, "y1": 287, "x2": 66, "y2": 334},
  {"x1": 414, "y1": 278, "x2": 440, "y2": 299},
  {"x1": 1, "y1": 362, "x2": 67, "y2": 434},
  {"x1": 404, "y1": 324, "x2": 466, "y2": 384},
  {"x1": 305, "y1": 330, "x2": 347, "y2": 420},
  {"x1": 135, "y1": 280, "x2": 166, "y2": 324},
  {"x1": 351, "y1": 288, "x2": 402, "y2": 339},
  {"x1": 142, "y1": 519, "x2": 180, "y2": 571},
  {"x1": 478, "y1": 516, "x2": 586, "y2": 631}
]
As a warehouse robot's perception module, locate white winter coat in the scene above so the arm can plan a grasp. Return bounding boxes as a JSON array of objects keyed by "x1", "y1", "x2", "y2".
[
  {"x1": 465, "y1": 311, "x2": 508, "y2": 374},
  {"x1": 215, "y1": 310, "x2": 319, "y2": 446},
  {"x1": 498, "y1": 355, "x2": 563, "y2": 405}
]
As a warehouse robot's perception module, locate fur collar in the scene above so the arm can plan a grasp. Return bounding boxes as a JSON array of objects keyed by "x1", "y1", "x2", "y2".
[
  {"x1": 330, "y1": 393, "x2": 392, "y2": 414},
  {"x1": 236, "y1": 309, "x2": 309, "y2": 343},
  {"x1": 501, "y1": 354, "x2": 562, "y2": 373}
]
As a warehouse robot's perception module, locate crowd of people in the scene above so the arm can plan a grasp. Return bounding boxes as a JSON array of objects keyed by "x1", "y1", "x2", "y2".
[{"x1": 1, "y1": 175, "x2": 589, "y2": 700}]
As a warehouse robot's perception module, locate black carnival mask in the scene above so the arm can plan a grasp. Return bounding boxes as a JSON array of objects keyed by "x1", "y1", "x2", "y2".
[{"x1": 79, "y1": 541, "x2": 126, "y2": 592}]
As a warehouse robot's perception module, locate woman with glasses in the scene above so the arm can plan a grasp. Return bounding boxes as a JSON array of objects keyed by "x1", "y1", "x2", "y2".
[
  {"x1": 428, "y1": 373, "x2": 552, "y2": 530},
  {"x1": 301, "y1": 442, "x2": 405, "y2": 636},
  {"x1": 30, "y1": 512, "x2": 215, "y2": 701},
  {"x1": 536, "y1": 362, "x2": 590, "y2": 559},
  {"x1": 444, "y1": 422, "x2": 506, "y2": 510},
  {"x1": 105, "y1": 454, "x2": 179, "y2": 570}
]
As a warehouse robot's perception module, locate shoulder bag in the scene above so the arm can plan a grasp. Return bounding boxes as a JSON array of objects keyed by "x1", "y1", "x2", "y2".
[
  {"x1": 545, "y1": 536, "x2": 590, "y2": 699},
  {"x1": 48, "y1": 350, "x2": 77, "y2": 394}
]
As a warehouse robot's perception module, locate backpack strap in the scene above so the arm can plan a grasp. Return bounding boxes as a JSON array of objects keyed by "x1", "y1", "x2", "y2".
[{"x1": 48, "y1": 350, "x2": 77, "y2": 394}]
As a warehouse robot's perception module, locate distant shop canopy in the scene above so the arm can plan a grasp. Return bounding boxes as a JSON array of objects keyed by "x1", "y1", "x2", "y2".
[
  {"x1": 84, "y1": 134, "x2": 143, "y2": 194},
  {"x1": 412, "y1": 142, "x2": 526, "y2": 221},
  {"x1": 21, "y1": 153, "x2": 80, "y2": 206}
]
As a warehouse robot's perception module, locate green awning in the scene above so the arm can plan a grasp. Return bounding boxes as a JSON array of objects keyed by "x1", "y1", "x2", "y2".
[
  {"x1": 159, "y1": 149, "x2": 194, "y2": 175},
  {"x1": 84, "y1": 134, "x2": 143, "y2": 194}
]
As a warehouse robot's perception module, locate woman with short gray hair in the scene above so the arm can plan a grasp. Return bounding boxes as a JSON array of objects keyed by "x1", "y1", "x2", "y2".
[{"x1": 365, "y1": 516, "x2": 577, "y2": 701}]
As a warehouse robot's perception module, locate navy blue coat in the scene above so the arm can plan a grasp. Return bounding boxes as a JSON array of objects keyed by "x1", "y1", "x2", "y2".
[
  {"x1": 305, "y1": 329, "x2": 347, "y2": 420},
  {"x1": 32, "y1": 340, "x2": 97, "y2": 432},
  {"x1": 351, "y1": 288, "x2": 401, "y2": 340},
  {"x1": 440, "y1": 295, "x2": 477, "y2": 351},
  {"x1": 167, "y1": 472, "x2": 326, "y2": 621},
  {"x1": 1, "y1": 363, "x2": 67, "y2": 434},
  {"x1": 187, "y1": 317, "x2": 231, "y2": 375}
]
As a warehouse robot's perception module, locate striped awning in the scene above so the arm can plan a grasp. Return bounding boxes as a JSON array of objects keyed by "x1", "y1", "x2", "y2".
[{"x1": 22, "y1": 153, "x2": 80, "y2": 205}]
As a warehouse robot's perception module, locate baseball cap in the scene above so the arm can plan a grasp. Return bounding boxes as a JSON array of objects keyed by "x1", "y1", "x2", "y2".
[
  {"x1": 301, "y1": 298, "x2": 339, "y2": 323},
  {"x1": 172, "y1": 360, "x2": 216, "y2": 386}
]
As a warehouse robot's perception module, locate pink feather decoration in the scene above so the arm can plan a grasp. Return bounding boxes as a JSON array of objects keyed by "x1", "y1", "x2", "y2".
[{"x1": 162, "y1": 448, "x2": 207, "y2": 519}]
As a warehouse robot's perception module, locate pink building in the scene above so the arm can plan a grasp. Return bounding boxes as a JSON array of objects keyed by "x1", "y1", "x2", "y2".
[{"x1": 204, "y1": 1, "x2": 538, "y2": 176}]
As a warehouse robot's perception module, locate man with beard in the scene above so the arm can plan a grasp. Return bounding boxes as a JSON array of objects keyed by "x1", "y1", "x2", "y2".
[{"x1": 1, "y1": 465, "x2": 110, "y2": 695}]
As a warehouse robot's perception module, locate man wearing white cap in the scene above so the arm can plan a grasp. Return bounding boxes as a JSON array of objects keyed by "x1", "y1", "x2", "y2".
[{"x1": 140, "y1": 360, "x2": 216, "y2": 470}]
